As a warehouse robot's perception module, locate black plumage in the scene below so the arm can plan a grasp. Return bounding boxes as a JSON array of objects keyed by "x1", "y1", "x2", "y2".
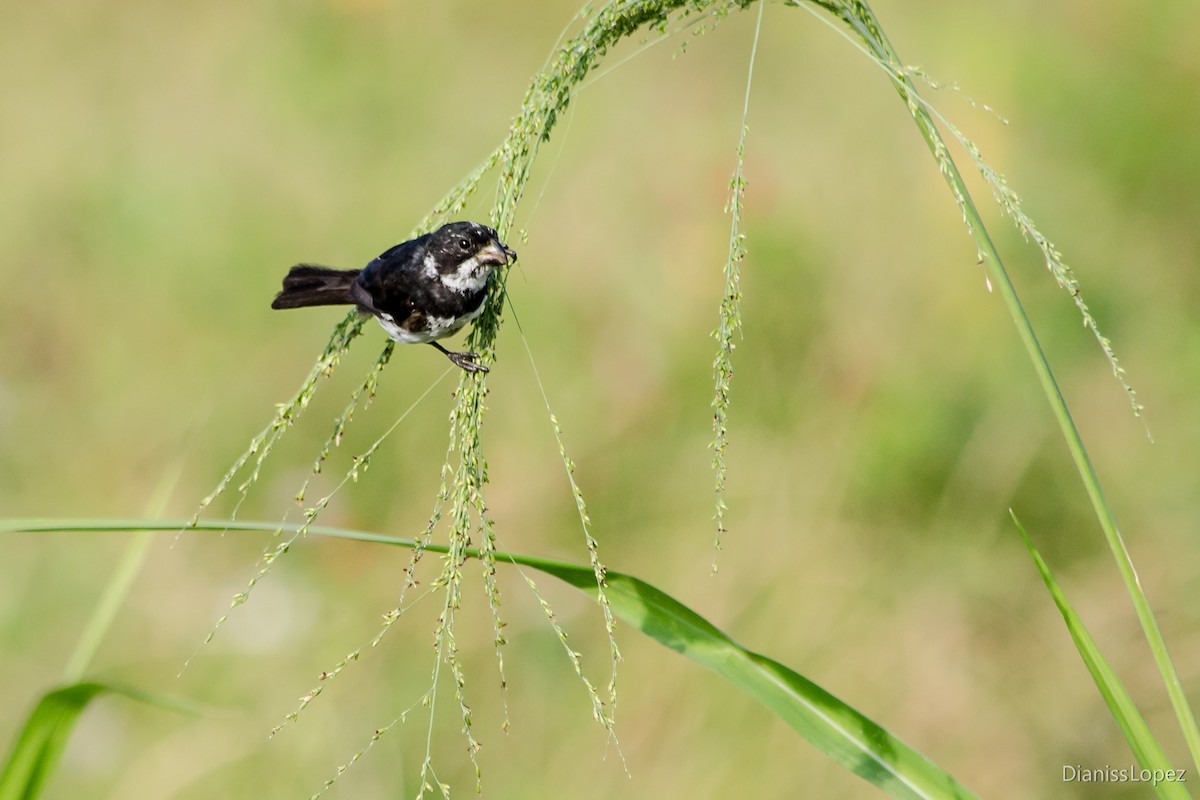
[
  {"x1": 271, "y1": 221, "x2": 516, "y2": 372},
  {"x1": 270, "y1": 265, "x2": 359, "y2": 308}
]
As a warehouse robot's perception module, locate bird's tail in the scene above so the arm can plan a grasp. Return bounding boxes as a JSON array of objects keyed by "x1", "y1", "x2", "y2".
[{"x1": 271, "y1": 265, "x2": 360, "y2": 309}]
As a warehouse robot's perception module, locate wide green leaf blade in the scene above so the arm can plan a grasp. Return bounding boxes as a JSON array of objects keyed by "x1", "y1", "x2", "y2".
[
  {"x1": 2, "y1": 518, "x2": 980, "y2": 799},
  {"x1": 526, "y1": 556, "x2": 981, "y2": 800},
  {"x1": 0, "y1": 681, "x2": 198, "y2": 800},
  {"x1": 0, "y1": 683, "x2": 108, "y2": 800}
]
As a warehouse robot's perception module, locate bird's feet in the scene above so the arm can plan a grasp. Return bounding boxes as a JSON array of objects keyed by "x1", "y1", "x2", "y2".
[
  {"x1": 431, "y1": 342, "x2": 489, "y2": 373},
  {"x1": 448, "y1": 350, "x2": 488, "y2": 373}
]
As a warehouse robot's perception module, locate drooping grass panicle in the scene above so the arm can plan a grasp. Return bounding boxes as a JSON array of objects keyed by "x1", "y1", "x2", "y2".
[
  {"x1": 938, "y1": 109, "x2": 1147, "y2": 431},
  {"x1": 710, "y1": 0, "x2": 762, "y2": 563},
  {"x1": 547, "y1": 412, "x2": 621, "y2": 712},
  {"x1": 198, "y1": 0, "x2": 773, "y2": 788},
  {"x1": 400, "y1": 0, "x2": 759, "y2": 775},
  {"x1": 508, "y1": 300, "x2": 622, "y2": 722},
  {"x1": 518, "y1": 565, "x2": 624, "y2": 764},
  {"x1": 427, "y1": 483, "x2": 483, "y2": 792}
]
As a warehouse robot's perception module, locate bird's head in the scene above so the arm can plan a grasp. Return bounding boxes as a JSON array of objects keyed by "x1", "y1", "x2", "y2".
[{"x1": 425, "y1": 221, "x2": 516, "y2": 294}]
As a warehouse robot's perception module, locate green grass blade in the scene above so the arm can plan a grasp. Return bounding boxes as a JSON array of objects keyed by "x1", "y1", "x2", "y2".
[
  {"x1": 1011, "y1": 514, "x2": 1190, "y2": 800},
  {"x1": 62, "y1": 460, "x2": 184, "y2": 683},
  {"x1": 3, "y1": 518, "x2": 978, "y2": 799},
  {"x1": 0, "y1": 682, "x2": 201, "y2": 800},
  {"x1": 0, "y1": 684, "x2": 106, "y2": 800},
  {"x1": 59, "y1": 533, "x2": 154, "y2": 684}
]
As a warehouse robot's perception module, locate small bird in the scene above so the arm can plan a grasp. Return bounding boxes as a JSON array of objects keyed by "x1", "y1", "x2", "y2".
[{"x1": 271, "y1": 222, "x2": 516, "y2": 373}]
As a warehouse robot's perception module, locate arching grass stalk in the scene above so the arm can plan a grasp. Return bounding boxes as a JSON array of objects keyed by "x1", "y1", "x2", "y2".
[
  {"x1": 188, "y1": 2, "x2": 759, "y2": 764},
  {"x1": 804, "y1": 0, "x2": 1199, "y2": 771}
]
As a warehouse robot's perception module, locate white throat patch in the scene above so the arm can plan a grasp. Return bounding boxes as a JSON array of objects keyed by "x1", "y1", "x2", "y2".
[{"x1": 439, "y1": 255, "x2": 490, "y2": 294}]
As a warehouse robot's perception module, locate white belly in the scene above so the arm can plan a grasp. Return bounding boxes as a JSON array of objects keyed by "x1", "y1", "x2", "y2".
[{"x1": 374, "y1": 306, "x2": 481, "y2": 344}]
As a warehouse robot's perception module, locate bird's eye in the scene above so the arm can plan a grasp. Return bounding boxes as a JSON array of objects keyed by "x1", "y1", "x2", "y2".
[{"x1": 457, "y1": 237, "x2": 471, "y2": 251}]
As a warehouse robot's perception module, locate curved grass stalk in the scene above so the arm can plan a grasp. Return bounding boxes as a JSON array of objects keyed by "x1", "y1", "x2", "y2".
[{"x1": 804, "y1": 0, "x2": 1198, "y2": 772}]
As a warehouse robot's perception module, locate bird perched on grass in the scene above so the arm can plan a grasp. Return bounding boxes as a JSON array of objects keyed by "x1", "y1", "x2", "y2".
[{"x1": 271, "y1": 222, "x2": 516, "y2": 373}]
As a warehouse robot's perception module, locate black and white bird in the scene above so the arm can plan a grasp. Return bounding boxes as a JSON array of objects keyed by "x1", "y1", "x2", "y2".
[{"x1": 271, "y1": 221, "x2": 516, "y2": 373}]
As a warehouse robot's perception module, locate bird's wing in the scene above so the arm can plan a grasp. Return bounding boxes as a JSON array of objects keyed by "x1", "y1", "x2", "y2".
[{"x1": 354, "y1": 242, "x2": 422, "y2": 322}]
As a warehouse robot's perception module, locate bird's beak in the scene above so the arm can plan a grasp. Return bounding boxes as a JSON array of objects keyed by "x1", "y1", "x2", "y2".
[{"x1": 480, "y1": 239, "x2": 517, "y2": 266}]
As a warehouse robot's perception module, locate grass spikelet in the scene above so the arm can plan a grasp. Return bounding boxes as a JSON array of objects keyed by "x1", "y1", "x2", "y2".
[
  {"x1": 801, "y1": 0, "x2": 1144, "y2": 426},
  {"x1": 197, "y1": 0, "x2": 762, "y2": 787},
  {"x1": 710, "y1": 0, "x2": 762, "y2": 562},
  {"x1": 408, "y1": 0, "x2": 758, "y2": 777},
  {"x1": 189, "y1": 312, "x2": 365, "y2": 526}
]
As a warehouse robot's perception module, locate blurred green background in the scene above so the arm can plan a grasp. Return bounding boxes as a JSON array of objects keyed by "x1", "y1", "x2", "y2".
[{"x1": 3, "y1": 0, "x2": 1199, "y2": 797}]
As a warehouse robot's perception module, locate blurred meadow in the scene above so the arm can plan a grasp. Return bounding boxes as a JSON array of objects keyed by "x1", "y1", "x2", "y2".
[{"x1": 3, "y1": 0, "x2": 1200, "y2": 797}]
